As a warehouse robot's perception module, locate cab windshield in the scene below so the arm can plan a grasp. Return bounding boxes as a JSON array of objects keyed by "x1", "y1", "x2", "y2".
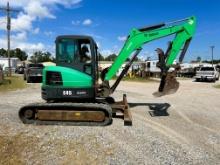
[{"x1": 57, "y1": 38, "x2": 92, "y2": 64}]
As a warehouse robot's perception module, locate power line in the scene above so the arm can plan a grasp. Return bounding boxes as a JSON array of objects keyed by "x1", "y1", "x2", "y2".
[{"x1": 0, "y1": 2, "x2": 20, "y2": 76}]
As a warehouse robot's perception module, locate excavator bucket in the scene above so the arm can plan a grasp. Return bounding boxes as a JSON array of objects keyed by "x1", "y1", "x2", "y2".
[
  {"x1": 153, "y1": 47, "x2": 180, "y2": 97},
  {"x1": 153, "y1": 71, "x2": 179, "y2": 97}
]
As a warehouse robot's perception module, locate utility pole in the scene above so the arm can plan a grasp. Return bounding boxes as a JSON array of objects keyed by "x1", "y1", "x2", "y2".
[
  {"x1": 210, "y1": 46, "x2": 215, "y2": 67},
  {"x1": 0, "y1": 2, "x2": 19, "y2": 76}
]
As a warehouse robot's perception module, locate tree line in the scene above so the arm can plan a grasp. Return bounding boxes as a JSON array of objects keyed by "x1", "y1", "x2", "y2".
[
  {"x1": 193, "y1": 56, "x2": 220, "y2": 64},
  {"x1": 0, "y1": 48, "x2": 54, "y2": 63},
  {"x1": 1, "y1": 48, "x2": 129, "y2": 63},
  {"x1": 0, "y1": 48, "x2": 28, "y2": 61},
  {"x1": 98, "y1": 53, "x2": 140, "y2": 61},
  {"x1": 29, "y1": 51, "x2": 55, "y2": 63},
  {"x1": 5, "y1": 48, "x2": 220, "y2": 64}
]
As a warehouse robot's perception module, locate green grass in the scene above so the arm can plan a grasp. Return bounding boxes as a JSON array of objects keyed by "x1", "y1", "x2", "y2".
[
  {"x1": 0, "y1": 75, "x2": 27, "y2": 92},
  {"x1": 214, "y1": 84, "x2": 220, "y2": 89}
]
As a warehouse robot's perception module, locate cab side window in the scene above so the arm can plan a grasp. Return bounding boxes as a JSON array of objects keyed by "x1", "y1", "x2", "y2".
[{"x1": 79, "y1": 43, "x2": 92, "y2": 63}]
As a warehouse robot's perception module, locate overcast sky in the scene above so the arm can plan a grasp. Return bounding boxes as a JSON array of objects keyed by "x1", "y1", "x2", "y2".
[{"x1": 0, "y1": 0, "x2": 220, "y2": 62}]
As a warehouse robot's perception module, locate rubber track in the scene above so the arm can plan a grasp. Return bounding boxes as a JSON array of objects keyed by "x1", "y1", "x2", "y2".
[{"x1": 19, "y1": 102, "x2": 112, "y2": 126}]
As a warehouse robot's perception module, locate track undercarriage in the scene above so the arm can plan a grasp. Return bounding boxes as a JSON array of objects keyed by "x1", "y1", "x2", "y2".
[{"x1": 19, "y1": 94, "x2": 132, "y2": 126}]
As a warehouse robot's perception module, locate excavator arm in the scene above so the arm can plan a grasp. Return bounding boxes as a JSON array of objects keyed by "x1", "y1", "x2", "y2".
[{"x1": 103, "y1": 16, "x2": 196, "y2": 96}]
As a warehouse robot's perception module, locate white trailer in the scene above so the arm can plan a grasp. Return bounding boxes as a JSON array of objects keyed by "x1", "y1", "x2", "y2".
[{"x1": 0, "y1": 57, "x2": 20, "y2": 70}]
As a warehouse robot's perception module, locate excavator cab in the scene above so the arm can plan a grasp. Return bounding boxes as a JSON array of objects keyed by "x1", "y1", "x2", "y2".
[
  {"x1": 56, "y1": 36, "x2": 97, "y2": 77},
  {"x1": 41, "y1": 36, "x2": 99, "y2": 101}
]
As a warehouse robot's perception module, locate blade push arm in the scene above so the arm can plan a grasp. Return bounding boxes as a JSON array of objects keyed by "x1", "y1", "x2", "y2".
[{"x1": 104, "y1": 16, "x2": 196, "y2": 81}]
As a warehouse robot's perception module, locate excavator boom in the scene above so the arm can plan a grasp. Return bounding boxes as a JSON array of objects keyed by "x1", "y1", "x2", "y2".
[
  {"x1": 105, "y1": 16, "x2": 196, "y2": 80},
  {"x1": 104, "y1": 16, "x2": 196, "y2": 96}
]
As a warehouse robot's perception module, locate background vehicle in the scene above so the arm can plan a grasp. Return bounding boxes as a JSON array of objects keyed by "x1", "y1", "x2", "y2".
[
  {"x1": 19, "y1": 16, "x2": 196, "y2": 126},
  {"x1": 195, "y1": 66, "x2": 219, "y2": 82},
  {"x1": 24, "y1": 63, "x2": 44, "y2": 83},
  {"x1": 15, "y1": 66, "x2": 25, "y2": 74}
]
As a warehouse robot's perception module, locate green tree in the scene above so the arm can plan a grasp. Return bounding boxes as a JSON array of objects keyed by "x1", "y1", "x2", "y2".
[
  {"x1": 10, "y1": 49, "x2": 15, "y2": 58},
  {"x1": 105, "y1": 54, "x2": 117, "y2": 61},
  {"x1": 0, "y1": 48, "x2": 7, "y2": 57},
  {"x1": 202, "y1": 59, "x2": 220, "y2": 64},
  {"x1": 196, "y1": 56, "x2": 201, "y2": 62},
  {"x1": 30, "y1": 51, "x2": 53, "y2": 63},
  {"x1": 14, "y1": 48, "x2": 28, "y2": 61},
  {"x1": 0, "y1": 48, "x2": 28, "y2": 61},
  {"x1": 126, "y1": 56, "x2": 140, "y2": 62},
  {"x1": 98, "y1": 52, "x2": 105, "y2": 61}
]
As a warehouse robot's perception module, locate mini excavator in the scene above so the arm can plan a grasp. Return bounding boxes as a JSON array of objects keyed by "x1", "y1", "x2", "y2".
[{"x1": 19, "y1": 16, "x2": 196, "y2": 126}]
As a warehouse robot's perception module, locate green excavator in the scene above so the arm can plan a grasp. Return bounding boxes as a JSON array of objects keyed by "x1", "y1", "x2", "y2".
[{"x1": 19, "y1": 16, "x2": 196, "y2": 126}]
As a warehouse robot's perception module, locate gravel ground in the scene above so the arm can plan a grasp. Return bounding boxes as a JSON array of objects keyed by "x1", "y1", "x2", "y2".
[{"x1": 0, "y1": 79, "x2": 220, "y2": 164}]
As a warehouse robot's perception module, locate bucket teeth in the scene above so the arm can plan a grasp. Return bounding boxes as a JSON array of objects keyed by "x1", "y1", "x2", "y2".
[{"x1": 153, "y1": 72, "x2": 179, "y2": 97}]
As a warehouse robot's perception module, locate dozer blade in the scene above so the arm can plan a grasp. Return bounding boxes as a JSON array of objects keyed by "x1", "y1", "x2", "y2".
[{"x1": 153, "y1": 71, "x2": 179, "y2": 97}]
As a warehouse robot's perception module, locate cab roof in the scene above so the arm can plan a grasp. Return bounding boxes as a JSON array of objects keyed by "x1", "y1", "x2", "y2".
[{"x1": 56, "y1": 35, "x2": 95, "y2": 42}]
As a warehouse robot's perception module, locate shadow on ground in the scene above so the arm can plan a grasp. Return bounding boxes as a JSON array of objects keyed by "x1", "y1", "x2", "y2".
[{"x1": 129, "y1": 103, "x2": 171, "y2": 117}]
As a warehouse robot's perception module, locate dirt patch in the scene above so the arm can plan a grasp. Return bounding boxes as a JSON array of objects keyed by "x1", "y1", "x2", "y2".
[
  {"x1": 0, "y1": 79, "x2": 220, "y2": 164},
  {"x1": 0, "y1": 133, "x2": 38, "y2": 164},
  {"x1": 0, "y1": 131, "x2": 115, "y2": 164}
]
